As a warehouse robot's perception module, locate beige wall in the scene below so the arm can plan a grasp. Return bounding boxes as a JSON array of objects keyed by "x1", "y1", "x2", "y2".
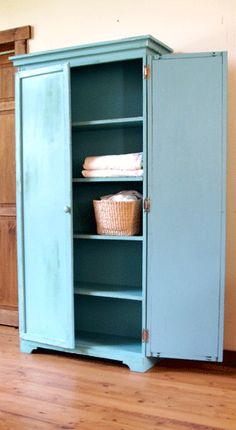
[{"x1": 1, "y1": 0, "x2": 236, "y2": 351}]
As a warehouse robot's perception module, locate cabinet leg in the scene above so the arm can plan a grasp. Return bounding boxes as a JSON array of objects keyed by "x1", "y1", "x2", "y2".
[
  {"x1": 123, "y1": 356, "x2": 156, "y2": 372},
  {"x1": 20, "y1": 339, "x2": 36, "y2": 354}
]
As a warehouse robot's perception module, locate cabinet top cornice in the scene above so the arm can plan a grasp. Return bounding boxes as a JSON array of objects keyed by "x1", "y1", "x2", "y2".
[{"x1": 10, "y1": 34, "x2": 173, "y2": 68}]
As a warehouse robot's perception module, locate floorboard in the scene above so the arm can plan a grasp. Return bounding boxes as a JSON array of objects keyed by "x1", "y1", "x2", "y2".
[{"x1": 0, "y1": 326, "x2": 236, "y2": 430}]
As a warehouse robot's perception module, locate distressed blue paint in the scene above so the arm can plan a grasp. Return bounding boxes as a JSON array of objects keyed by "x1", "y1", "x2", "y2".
[
  {"x1": 19, "y1": 337, "x2": 155, "y2": 372},
  {"x1": 16, "y1": 64, "x2": 74, "y2": 348},
  {"x1": 10, "y1": 35, "x2": 172, "y2": 68},
  {"x1": 13, "y1": 36, "x2": 227, "y2": 372},
  {"x1": 147, "y1": 53, "x2": 226, "y2": 361},
  {"x1": 218, "y1": 52, "x2": 227, "y2": 361}
]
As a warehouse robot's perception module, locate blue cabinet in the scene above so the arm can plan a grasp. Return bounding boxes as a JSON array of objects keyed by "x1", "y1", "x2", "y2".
[{"x1": 12, "y1": 36, "x2": 227, "y2": 371}]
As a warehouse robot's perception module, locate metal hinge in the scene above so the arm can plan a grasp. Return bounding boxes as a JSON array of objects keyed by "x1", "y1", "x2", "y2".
[
  {"x1": 144, "y1": 65, "x2": 151, "y2": 79},
  {"x1": 142, "y1": 329, "x2": 149, "y2": 343},
  {"x1": 143, "y1": 197, "x2": 151, "y2": 212}
]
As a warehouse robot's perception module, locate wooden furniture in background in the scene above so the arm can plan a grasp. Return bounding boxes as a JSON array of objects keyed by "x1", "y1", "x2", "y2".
[{"x1": 0, "y1": 26, "x2": 31, "y2": 326}]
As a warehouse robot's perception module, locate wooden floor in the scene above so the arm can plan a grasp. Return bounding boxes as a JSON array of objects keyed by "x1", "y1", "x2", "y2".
[{"x1": 0, "y1": 326, "x2": 236, "y2": 430}]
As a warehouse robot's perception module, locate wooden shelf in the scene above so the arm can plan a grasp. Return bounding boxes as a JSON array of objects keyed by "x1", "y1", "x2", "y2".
[
  {"x1": 73, "y1": 176, "x2": 143, "y2": 183},
  {"x1": 74, "y1": 282, "x2": 142, "y2": 301},
  {"x1": 72, "y1": 116, "x2": 143, "y2": 130},
  {"x1": 75, "y1": 331, "x2": 142, "y2": 355},
  {"x1": 73, "y1": 234, "x2": 143, "y2": 241}
]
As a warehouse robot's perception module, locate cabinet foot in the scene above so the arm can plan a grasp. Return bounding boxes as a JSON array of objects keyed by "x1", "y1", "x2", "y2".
[
  {"x1": 123, "y1": 356, "x2": 156, "y2": 372},
  {"x1": 20, "y1": 339, "x2": 36, "y2": 354}
]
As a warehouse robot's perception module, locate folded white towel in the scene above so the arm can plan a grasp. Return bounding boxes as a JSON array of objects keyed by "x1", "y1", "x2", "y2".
[
  {"x1": 83, "y1": 153, "x2": 143, "y2": 171},
  {"x1": 82, "y1": 169, "x2": 143, "y2": 178}
]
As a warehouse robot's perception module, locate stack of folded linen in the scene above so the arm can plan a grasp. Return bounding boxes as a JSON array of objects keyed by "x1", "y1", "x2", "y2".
[{"x1": 81, "y1": 152, "x2": 143, "y2": 177}]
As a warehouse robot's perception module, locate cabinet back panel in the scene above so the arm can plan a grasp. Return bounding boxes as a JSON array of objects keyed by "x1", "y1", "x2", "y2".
[
  {"x1": 74, "y1": 240, "x2": 142, "y2": 287},
  {"x1": 73, "y1": 182, "x2": 143, "y2": 234},
  {"x1": 71, "y1": 60, "x2": 142, "y2": 121},
  {"x1": 72, "y1": 127, "x2": 142, "y2": 177},
  {"x1": 75, "y1": 296, "x2": 141, "y2": 338}
]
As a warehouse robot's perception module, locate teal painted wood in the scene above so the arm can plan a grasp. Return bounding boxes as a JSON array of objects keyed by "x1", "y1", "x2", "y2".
[
  {"x1": 147, "y1": 53, "x2": 226, "y2": 361},
  {"x1": 11, "y1": 35, "x2": 172, "y2": 69},
  {"x1": 16, "y1": 64, "x2": 75, "y2": 348},
  {"x1": 74, "y1": 240, "x2": 142, "y2": 290},
  {"x1": 73, "y1": 234, "x2": 143, "y2": 240},
  {"x1": 74, "y1": 296, "x2": 141, "y2": 338},
  {"x1": 218, "y1": 52, "x2": 227, "y2": 361},
  {"x1": 15, "y1": 68, "x2": 25, "y2": 339},
  {"x1": 19, "y1": 336, "x2": 155, "y2": 372},
  {"x1": 72, "y1": 116, "x2": 143, "y2": 130},
  {"x1": 71, "y1": 60, "x2": 143, "y2": 121},
  {"x1": 141, "y1": 56, "x2": 148, "y2": 358},
  {"x1": 14, "y1": 35, "x2": 226, "y2": 372},
  {"x1": 74, "y1": 283, "x2": 142, "y2": 301},
  {"x1": 73, "y1": 178, "x2": 143, "y2": 183}
]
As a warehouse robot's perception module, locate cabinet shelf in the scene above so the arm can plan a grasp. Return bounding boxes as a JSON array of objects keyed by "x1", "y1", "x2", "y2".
[
  {"x1": 73, "y1": 177, "x2": 143, "y2": 183},
  {"x1": 72, "y1": 116, "x2": 143, "y2": 130},
  {"x1": 73, "y1": 234, "x2": 143, "y2": 241},
  {"x1": 75, "y1": 331, "x2": 142, "y2": 355},
  {"x1": 74, "y1": 282, "x2": 142, "y2": 301}
]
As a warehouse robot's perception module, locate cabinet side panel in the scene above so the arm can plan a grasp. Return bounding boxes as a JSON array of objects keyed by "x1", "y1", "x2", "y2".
[
  {"x1": 148, "y1": 54, "x2": 226, "y2": 360},
  {"x1": 17, "y1": 65, "x2": 74, "y2": 348}
]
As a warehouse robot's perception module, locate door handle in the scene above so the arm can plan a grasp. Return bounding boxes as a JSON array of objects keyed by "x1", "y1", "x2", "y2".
[{"x1": 64, "y1": 205, "x2": 71, "y2": 213}]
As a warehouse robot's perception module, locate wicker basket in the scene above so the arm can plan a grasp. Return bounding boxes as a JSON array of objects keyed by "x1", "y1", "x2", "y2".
[{"x1": 93, "y1": 199, "x2": 142, "y2": 236}]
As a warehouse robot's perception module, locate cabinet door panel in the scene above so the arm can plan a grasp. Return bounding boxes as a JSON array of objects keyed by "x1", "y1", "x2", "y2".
[
  {"x1": 147, "y1": 54, "x2": 226, "y2": 361},
  {"x1": 16, "y1": 65, "x2": 74, "y2": 348}
]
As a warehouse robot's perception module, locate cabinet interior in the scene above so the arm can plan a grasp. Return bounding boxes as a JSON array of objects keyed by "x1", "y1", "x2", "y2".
[
  {"x1": 75, "y1": 296, "x2": 142, "y2": 339},
  {"x1": 71, "y1": 58, "x2": 144, "y2": 351},
  {"x1": 72, "y1": 126, "x2": 143, "y2": 178},
  {"x1": 71, "y1": 59, "x2": 143, "y2": 121},
  {"x1": 73, "y1": 181, "x2": 143, "y2": 234},
  {"x1": 74, "y1": 239, "x2": 142, "y2": 289}
]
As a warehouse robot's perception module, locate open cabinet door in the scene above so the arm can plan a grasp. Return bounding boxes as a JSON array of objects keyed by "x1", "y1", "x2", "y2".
[
  {"x1": 16, "y1": 64, "x2": 74, "y2": 348},
  {"x1": 147, "y1": 53, "x2": 227, "y2": 361}
]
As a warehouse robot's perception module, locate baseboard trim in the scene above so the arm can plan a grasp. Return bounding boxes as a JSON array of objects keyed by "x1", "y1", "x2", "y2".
[
  {"x1": 223, "y1": 350, "x2": 236, "y2": 366},
  {"x1": 0, "y1": 309, "x2": 18, "y2": 327}
]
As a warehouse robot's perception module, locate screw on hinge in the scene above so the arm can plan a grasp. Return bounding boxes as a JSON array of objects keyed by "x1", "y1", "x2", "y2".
[
  {"x1": 144, "y1": 65, "x2": 151, "y2": 79},
  {"x1": 142, "y1": 329, "x2": 149, "y2": 343}
]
